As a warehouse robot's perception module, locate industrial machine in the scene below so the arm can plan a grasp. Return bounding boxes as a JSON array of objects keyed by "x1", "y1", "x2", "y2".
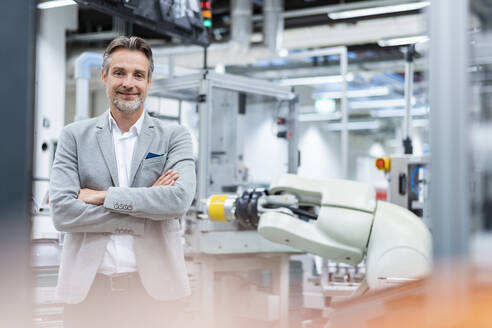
[
  {"x1": 375, "y1": 155, "x2": 429, "y2": 218},
  {"x1": 148, "y1": 71, "x2": 300, "y2": 327},
  {"x1": 207, "y1": 174, "x2": 432, "y2": 292},
  {"x1": 148, "y1": 70, "x2": 300, "y2": 254}
]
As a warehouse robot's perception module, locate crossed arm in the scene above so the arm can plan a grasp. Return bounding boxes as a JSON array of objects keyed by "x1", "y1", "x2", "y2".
[
  {"x1": 50, "y1": 126, "x2": 196, "y2": 234},
  {"x1": 77, "y1": 169, "x2": 180, "y2": 205}
]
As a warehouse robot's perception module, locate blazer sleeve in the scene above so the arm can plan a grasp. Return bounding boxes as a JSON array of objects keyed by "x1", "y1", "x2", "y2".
[
  {"x1": 103, "y1": 125, "x2": 196, "y2": 220},
  {"x1": 49, "y1": 127, "x2": 145, "y2": 234}
]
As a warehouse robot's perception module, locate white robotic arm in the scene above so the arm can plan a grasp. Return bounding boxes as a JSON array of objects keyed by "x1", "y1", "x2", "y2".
[{"x1": 206, "y1": 174, "x2": 432, "y2": 290}]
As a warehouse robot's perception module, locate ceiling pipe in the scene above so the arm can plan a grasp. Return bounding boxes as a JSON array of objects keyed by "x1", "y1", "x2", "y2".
[
  {"x1": 74, "y1": 52, "x2": 101, "y2": 121},
  {"x1": 263, "y1": 0, "x2": 283, "y2": 53},
  {"x1": 231, "y1": 0, "x2": 252, "y2": 48}
]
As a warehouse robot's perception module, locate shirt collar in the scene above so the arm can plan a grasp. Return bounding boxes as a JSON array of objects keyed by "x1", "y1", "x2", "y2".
[{"x1": 108, "y1": 109, "x2": 145, "y2": 136}]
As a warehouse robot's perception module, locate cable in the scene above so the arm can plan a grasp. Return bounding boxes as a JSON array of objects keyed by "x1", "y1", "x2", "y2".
[{"x1": 410, "y1": 165, "x2": 423, "y2": 196}]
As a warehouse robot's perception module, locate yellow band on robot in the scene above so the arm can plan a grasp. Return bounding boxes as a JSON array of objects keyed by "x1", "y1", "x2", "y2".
[{"x1": 208, "y1": 195, "x2": 228, "y2": 222}]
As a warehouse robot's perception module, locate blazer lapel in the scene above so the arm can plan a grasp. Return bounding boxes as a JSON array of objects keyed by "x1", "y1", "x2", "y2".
[
  {"x1": 95, "y1": 112, "x2": 119, "y2": 187},
  {"x1": 129, "y1": 113, "x2": 155, "y2": 187}
]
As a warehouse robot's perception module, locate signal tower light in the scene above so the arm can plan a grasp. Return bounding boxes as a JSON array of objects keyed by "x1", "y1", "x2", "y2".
[{"x1": 201, "y1": 1, "x2": 212, "y2": 28}]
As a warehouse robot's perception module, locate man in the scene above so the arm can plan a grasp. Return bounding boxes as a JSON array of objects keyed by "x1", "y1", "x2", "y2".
[{"x1": 49, "y1": 36, "x2": 196, "y2": 327}]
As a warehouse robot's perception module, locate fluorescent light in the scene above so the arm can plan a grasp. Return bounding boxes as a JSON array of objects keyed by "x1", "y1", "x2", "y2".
[
  {"x1": 283, "y1": 46, "x2": 346, "y2": 59},
  {"x1": 38, "y1": 0, "x2": 76, "y2": 9},
  {"x1": 324, "y1": 121, "x2": 382, "y2": 131},
  {"x1": 378, "y1": 35, "x2": 429, "y2": 47},
  {"x1": 315, "y1": 98, "x2": 336, "y2": 113},
  {"x1": 350, "y1": 98, "x2": 416, "y2": 109},
  {"x1": 278, "y1": 48, "x2": 289, "y2": 57},
  {"x1": 280, "y1": 73, "x2": 354, "y2": 86},
  {"x1": 298, "y1": 112, "x2": 341, "y2": 122},
  {"x1": 370, "y1": 106, "x2": 429, "y2": 118},
  {"x1": 298, "y1": 113, "x2": 383, "y2": 131},
  {"x1": 251, "y1": 33, "x2": 263, "y2": 43},
  {"x1": 328, "y1": 1, "x2": 429, "y2": 20},
  {"x1": 314, "y1": 87, "x2": 390, "y2": 99}
]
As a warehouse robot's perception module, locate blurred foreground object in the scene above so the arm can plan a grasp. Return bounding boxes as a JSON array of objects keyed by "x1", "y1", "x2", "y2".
[{"x1": 330, "y1": 265, "x2": 492, "y2": 328}]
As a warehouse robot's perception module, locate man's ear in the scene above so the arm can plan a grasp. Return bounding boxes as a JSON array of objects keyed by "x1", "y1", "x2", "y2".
[
  {"x1": 148, "y1": 75, "x2": 152, "y2": 89},
  {"x1": 101, "y1": 68, "x2": 107, "y2": 84}
]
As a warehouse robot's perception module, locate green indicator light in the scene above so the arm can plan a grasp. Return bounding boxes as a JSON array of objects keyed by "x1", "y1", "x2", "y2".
[{"x1": 204, "y1": 19, "x2": 212, "y2": 27}]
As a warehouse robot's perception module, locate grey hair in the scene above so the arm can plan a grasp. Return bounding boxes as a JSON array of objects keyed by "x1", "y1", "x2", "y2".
[{"x1": 102, "y1": 36, "x2": 154, "y2": 80}]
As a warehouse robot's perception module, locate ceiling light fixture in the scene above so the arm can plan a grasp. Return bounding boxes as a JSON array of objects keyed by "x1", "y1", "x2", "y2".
[
  {"x1": 370, "y1": 106, "x2": 429, "y2": 118},
  {"x1": 328, "y1": 1, "x2": 430, "y2": 20},
  {"x1": 325, "y1": 121, "x2": 382, "y2": 131},
  {"x1": 349, "y1": 98, "x2": 416, "y2": 110},
  {"x1": 298, "y1": 112, "x2": 341, "y2": 122},
  {"x1": 278, "y1": 48, "x2": 289, "y2": 57},
  {"x1": 280, "y1": 73, "x2": 354, "y2": 86},
  {"x1": 314, "y1": 87, "x2": 390, "y2": 99},
  {"x1": 378, "y1": 35, "x2": 429, "y2": 47},
  {"x1": 38, "y1": 0, "x2": 77, "y2": 9}
]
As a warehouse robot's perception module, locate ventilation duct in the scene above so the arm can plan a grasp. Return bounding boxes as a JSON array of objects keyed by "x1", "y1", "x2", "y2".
[
  {"x1": 231, "y1": 0, "x2": 252, "y2": 48},
  {"x1": 263, "y1": 0, "x2": 283, "y2": 53}
]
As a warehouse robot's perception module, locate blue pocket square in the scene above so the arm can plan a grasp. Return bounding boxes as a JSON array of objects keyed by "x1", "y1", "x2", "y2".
[{"x1": 145, "y1": 152, "x2": 165, "y2": 159}]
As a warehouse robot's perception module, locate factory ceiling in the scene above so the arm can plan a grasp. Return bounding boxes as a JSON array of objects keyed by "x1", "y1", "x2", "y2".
[
  {"x1": 64, "y1": 0, "x2": 429, "y2": 92},
  {"x1": 67, "y1": 0, "x2": 426, "y2": 48}
]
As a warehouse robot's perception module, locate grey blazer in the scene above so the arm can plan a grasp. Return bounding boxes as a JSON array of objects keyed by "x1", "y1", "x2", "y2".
[{"x1": 49, "y1": 111, "x2": 196, "y2": 304}]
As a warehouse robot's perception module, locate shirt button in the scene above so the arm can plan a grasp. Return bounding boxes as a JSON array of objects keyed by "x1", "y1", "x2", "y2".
[
  {"x1": 114, "y1": 204, "x2": 118, "y2": 209},
  {"x1": 128, "y1": 205, "x2": 133, "y2": 210},
  {"x1": 123, "y1": 205, "x2": 128, "y2": 210}
]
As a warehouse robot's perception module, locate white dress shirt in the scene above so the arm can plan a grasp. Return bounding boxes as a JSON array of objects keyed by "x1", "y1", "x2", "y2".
[{"x1": 98, "y1": 111, "x2": 144, "y2": 275}]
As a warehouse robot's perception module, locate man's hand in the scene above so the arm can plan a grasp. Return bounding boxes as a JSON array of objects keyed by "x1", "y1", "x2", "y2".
[
  {"x1": 78, "y1": 189, "x2": 107, "y2": 205},
  {"x1": 152, "y1": 170, "x2": 179, "y2": 187}
]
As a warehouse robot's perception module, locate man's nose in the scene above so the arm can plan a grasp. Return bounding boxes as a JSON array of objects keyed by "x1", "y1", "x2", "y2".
[{"x1": 121, "y1": 75, "x2": 136, "y2": 89}]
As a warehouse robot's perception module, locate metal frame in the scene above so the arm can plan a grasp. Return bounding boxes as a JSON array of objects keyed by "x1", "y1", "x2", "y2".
[
  {"x1": 198, "y1": 253, "x2": 290, "y2": 328},
  {"x1": 150, "y1": 70, "x2": 297, "y2": 208},
  {"x1": 151, "y1": 71, "x2": 297, "y2": 328},
  {"x1": 272, "y1": 46, "x2": 349, "y2": 178},
  {"x1": 287, "y1": 99, "x2": 299, "y2": 174},
  {"x1": 403, "y1": 46, "x2": 414, "y2": 150},
  {"x1": 340, "y1": 47, "x2": 349, "y2": 179},
  {"x1": 295, "y1": 46, "x2": 349, "y2": 179},
  {"x1": 198, "y1": 76, "x2": 212, "y2": 209},
  {"x1": 150, "y1": 71, "x2": 295, "y2": 99}
]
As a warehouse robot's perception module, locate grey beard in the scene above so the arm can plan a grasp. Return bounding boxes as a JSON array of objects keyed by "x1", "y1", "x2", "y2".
[{"x1": 112, "y1": 95, "x2": 143, "y2": 112}]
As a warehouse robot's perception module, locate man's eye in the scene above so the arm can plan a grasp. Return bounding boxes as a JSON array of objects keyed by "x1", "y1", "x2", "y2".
[
  {"x1": 114, "y1": 71, "x2": 123, "y2": 76},
  {"x1": 135, "y1": 73, "x2": 144, "y2": 79}
]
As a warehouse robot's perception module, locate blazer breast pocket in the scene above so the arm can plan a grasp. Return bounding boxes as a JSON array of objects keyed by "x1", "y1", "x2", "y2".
[
  {"x1": 140, "y1": 156, "x2": 166, "y2": 185},
  {"x1": 143, "y1": 155, "x2": 166, "y2": 166}
]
